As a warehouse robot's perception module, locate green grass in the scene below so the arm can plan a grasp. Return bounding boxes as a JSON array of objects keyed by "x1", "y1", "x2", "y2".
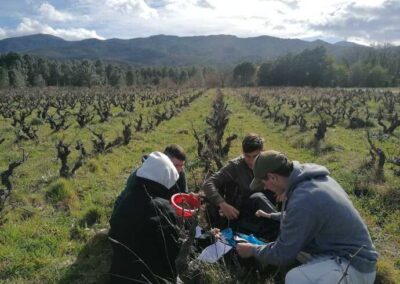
[{"x1": 0, "y1": 87, "x2": 399, "y2": 283}]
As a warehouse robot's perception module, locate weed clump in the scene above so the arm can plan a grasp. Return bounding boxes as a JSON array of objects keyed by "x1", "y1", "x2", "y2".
[
  {"x1": 45, "y1": 179, "x2": 78, "y2": 210},
  {"x1": 80, "y1": 207, "x2": 102, "y2": 227},
  {"x1": 375, "y1": 259, "x2": 398, "y2": 284},
  {"x1": 86, "y1": 159, "x2": 99, "y2": 173}
]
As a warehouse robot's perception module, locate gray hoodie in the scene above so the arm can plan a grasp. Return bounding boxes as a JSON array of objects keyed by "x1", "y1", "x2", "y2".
[{"x1": 254, "y1": 162, "x2": 378, "y2": 273}]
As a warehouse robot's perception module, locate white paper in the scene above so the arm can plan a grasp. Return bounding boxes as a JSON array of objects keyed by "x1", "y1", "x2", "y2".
[{"x1": 197, "y1": 241, "x2": 232, "y2": 263}]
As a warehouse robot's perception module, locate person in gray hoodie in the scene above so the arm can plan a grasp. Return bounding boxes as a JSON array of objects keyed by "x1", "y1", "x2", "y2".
[{"x1": 236, "y1": 150, "x2": 378, "y2": 284}]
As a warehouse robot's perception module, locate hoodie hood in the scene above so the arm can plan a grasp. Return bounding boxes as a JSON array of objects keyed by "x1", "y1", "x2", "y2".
[
  {"x1": 137, "y1": 151, "x2": 179, "y2": 189},
  {"x1": 287, "y1": 161, "x2": 330, "y2": 194}
]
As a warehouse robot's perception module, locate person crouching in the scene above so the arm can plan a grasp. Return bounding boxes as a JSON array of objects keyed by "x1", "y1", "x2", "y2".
[{"x1": 109, "y1": 152, "x2": 181, "y2": 283}]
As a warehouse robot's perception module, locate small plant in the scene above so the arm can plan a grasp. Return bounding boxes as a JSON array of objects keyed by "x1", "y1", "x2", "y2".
[
  {"x1": 80, "y1": 207, "x2": 102, "y2": 227},
  {"x1": 45, "y1": 179, "x2": 78, "y2": 211}
]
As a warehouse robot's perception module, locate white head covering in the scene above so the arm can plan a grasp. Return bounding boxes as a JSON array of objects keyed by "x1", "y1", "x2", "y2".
[{"x1": 136, "y1": 151, "x2": 179, "y2": 189}]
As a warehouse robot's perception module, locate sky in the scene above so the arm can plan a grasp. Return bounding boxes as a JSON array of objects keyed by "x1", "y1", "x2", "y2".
[{"x1": 0, "y1": 0, "x2": 399, "y2": 46}]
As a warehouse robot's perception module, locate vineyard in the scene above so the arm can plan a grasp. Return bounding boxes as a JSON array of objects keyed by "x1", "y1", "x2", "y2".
[{"x1": 0, "y1": 87, "x2": 399, "y2": 283}]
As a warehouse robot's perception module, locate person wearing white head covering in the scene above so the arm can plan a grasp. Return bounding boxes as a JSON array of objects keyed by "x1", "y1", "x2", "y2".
[
  {"x1": 137, "y1": 151, "x2": 179, "y2": 190},
  {"x1": 109, "y1": 152, "x2": 181, "y2": 283},
  {"x1": 112, "y1": 147, "x2": 187, "y2": 214}
]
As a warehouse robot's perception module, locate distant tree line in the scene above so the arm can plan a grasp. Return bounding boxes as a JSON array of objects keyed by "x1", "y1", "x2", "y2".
[
  {"x1": 0, "y1": 52, "x2": 224, "y2": 88},
  {"x1": 233, "y1": 45, "x2": 400, "y2": 87},
  {"x1": 2, "y1": 45, "x2": 400, "y2": 89}
]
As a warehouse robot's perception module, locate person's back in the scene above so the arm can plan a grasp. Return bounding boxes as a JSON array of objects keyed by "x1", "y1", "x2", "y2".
[
  {"x1": 238, "y1": 152, "x2": 378, "y2": 284},
  {"x1": 109, "y1": 152, "x2": 181, "y2": 283},
  {"x1": 285, "y1": 163, "x2": 377, "y2": 272},
  {"x1": 109, "y1": 177, "x2": 180, "y2": 283}
]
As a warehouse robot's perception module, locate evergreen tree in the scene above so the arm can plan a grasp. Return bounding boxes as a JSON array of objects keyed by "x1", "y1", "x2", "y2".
[
  {"x1": 233, "y1": 62, "x2": 256, "y2": 86},
  {"x1": 8, "y1": 68, "x2": 26, "y2": 87},
  {"x1": 0, "y1": 66, "x2": 10, "y2": 88}
]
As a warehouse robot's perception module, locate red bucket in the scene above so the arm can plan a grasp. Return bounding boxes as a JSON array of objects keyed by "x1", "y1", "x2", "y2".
[{"x1": 171, "y1": 193, "x2": 200, "y2": 218}]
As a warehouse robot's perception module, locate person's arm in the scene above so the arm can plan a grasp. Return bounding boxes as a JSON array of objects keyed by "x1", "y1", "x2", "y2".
[
  {"x1": 202, "y1": 162, "x2": 236, "y2": 204},
  {"x1": 255, "y1": 210, "x2": 282, "y2": 221},
  {"x1": 253, "y1": 206, "x2": 319, "y2": 265},
  {"x1": 202, "y1": 162, "x2": 240, "y2": 219}
]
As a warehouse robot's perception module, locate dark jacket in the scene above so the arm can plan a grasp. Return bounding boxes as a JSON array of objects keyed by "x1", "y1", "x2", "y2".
[
  {"x1": 109, "y1": 177, "x2": 180, "y2": 283},
  {"x1": 202, "y1": 155, "x2": 271, "y2": 208},
  {"x1": 113, "y1": 169, "x2": 187, "y2": 215},
  {"x1": 201, "y1": 156, "x2": 279, "y2": 239}
]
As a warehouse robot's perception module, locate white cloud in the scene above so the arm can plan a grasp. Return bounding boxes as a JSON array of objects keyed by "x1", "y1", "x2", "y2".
[
  {"x1": 39, "y1": 2, "x2": 74, "y2": 22},
  {"x1": 15, "y1": 18, "x2": 104, "y2": 40},
  {"x1": 1, "y1": 0, "x2": 399, "y2": 45},
  {"x1": 0, "y1": 28, "x2": 7, "y2": 39},
  {"x1": 309, "y1": 0, "x2": 400, "y2": 45},
  {"x1": 105, "y1": 0, "x2": 158, "y2": 18}
]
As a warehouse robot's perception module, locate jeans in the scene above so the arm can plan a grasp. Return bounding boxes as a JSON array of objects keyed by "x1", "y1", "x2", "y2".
[{"x1": 285, "y1": 255, "x2": 376, "y2": 284}]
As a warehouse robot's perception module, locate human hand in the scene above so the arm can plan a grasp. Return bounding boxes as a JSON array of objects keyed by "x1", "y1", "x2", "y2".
[
  {"x1": 255, "y1": 209, "x2": 271, "y2": 218},
  {"x1": 236, "y1": 243, "x2": 256, "y2": 258},
  {"x1": 190, "y1": 192, "x2": 199, "y2": 197},
  {"x1": 219, "y1": 202, "x2": 239, "y2": 220},
  {"x1": 210, "y1": 228, "x2": 221, "y2": 238},
  {"x1": 276, "y1": 192, "x2": 287, "y2": 202}
]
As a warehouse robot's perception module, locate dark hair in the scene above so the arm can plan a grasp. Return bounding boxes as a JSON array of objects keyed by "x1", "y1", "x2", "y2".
[
  {"x1": 242, "y1": 133, "x2": 264, "y2": 153},
  {"x1": 164, "y1": 144, "x2": 186, "y2": 161}
]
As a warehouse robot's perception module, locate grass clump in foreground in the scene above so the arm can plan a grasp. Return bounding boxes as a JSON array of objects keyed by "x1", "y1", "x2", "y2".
[{"x1": 45, "y1": 178, "x2": 79, "y2": 211}]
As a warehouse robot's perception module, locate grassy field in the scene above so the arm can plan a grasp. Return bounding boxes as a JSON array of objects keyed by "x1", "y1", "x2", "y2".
[{"x1": 0, "y1": 87, "x2": 399, "y2": 283}]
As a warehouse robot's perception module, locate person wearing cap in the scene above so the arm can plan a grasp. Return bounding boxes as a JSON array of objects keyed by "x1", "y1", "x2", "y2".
[
  {"x1": 201, "y1": 133, "x2": 279, "y2": 239},
  {"x1": 112, "y1": 144, "x2": 188, "y2": 215},
  {"x1": 109, "y1": 152, "x2": 181, "y2": 283},
  {"x1": 236, "y1": 150, "x2": 378, "y2": 283}
]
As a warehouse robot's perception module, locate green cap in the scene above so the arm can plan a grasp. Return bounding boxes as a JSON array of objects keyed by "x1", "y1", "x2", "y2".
[{"x1": 250, "y1": 150, "x2": 289, "y2": 190}]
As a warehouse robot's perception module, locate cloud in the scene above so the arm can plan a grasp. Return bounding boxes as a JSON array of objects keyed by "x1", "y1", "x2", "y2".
[
  {"x1": 279, "y1": 0, "x2": 299, "y2": 9},
  {"x1": 104, "y1": 0, "x2": 158, "y2": 18},
  {"x1": 14, "y1": 17, "x2": 104, "y2": 40},
  {"x1": 1, "y1": 0, "x2": 399, "y2": 45},
  {"x1": 39, "y1": 2, "x2": 74, "y2": 22},
  {"x1": 0, "y1": 27, "x2": 6, "y2": 39},
  {"x1": 196, "y1": 0, "x2": 215, "y2": 9},
  {"x1": 310, "y1": 0, "x2": 400, "y2": 44}
]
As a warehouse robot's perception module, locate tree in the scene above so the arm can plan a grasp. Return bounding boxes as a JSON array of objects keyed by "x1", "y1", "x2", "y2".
[
  {"x1": 73, "y1": 60, "x2": 95, "y2": 86},
  {"x1": 178, "y1": 70, "x2": 188, "y2": 84},
  {"x1": 33, "y1": 74, "x2": 46, "y2": 87},
  {"x1": 126, "y1": 68, "x2": 135, "y2": 86},
  {"x1": 109, "y1": 66, "x2": 125, "y2": 86},
  {"x1": 60, "y1": 62, "x2": 73, "y2": 86},
  {"x1": 38, "y1": 58, "x2": 50, "y2": 84},
  {"x1": 233, "y1": 62, "x2": 256, "y2": 86},
  {"x1": 0, "y1": 67, "x2": 9, "y2": 88},
  {"x1": 48, "y1": 62, "x2": 62, "y2": 86},
  {"x1": 95, "y1": 60, "x2": 106, "y2": 85},
  {"x1": 330, "y1": 63, "x2": 349, "y2": 87},
  {"x1": 366, "y1": 65, "x2": 390, "y2": 87},
  {"x1": 257, "y1": 62, "x2": 272, "y2": 86},
  {"x1": 8, "y1": 69, "x2": 26, "y2": 87}
]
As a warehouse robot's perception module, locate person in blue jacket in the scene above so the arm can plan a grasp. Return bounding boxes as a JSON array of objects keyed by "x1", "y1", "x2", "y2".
[{"x1": 237, "y1": 150, "x2": 378, "y2": 284}]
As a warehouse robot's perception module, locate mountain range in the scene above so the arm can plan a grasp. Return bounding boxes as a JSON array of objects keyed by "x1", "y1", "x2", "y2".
[{"x1": 0, "y1": 33, "x2": 370, "y2": 67}]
